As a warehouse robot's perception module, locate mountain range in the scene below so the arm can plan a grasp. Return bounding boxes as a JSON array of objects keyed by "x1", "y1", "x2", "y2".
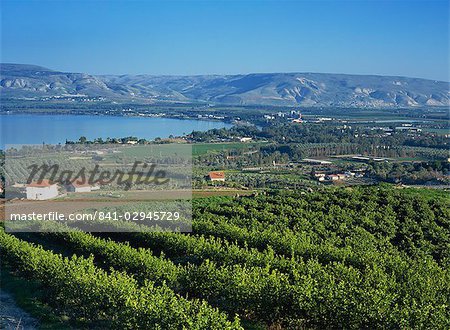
[{"x1": 1, "y1": 63, "x2": 448, "y2": 108}]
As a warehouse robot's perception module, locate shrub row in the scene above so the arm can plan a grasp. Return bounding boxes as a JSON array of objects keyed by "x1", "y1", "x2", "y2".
[
  {"x1": 34, "y1": 228, "x2": 450, "y2": 329},
  {"x1": 0, "y1": 229, "x2": 241, "y2": 329}
]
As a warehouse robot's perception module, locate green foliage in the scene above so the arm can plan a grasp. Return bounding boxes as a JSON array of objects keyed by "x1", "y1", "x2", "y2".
[
  {"x1": 0, "y1": 230, "x2": 241, "y2": 329},
  {"x1": 368, "y1": 160, "x2": 449, "y2": 184},
  {"x1": 2, "y1": 186, "x2": 449, "y2": 328}
]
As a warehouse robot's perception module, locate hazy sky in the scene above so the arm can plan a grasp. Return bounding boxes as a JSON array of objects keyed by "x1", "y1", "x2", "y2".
[{"x1": 1, "y1": 0, "x2": 449, "y2": 81}]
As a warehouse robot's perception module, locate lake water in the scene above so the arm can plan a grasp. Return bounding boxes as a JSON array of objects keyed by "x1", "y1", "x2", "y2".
[{"x1": 0, "y1": 114, "x2": 232, "y2": 146}]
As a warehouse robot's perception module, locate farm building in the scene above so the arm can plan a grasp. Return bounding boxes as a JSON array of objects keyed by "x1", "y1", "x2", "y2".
[
  {"x1": 302, "y1": 158, "x2": 332, "y2": 165},
  {"x1": 325, "y1": 174, "x2": 346, "y2": 181},
  {"x1": 26, "y1": 180, "x2": 58, "y2": 200},
  {"x1": 351, "y1": 156, "x2": 389, "y2": 163},
  {"x1": 207, "y1": 171, "x2": 226, "y2": 182},
  {"x1": 66, "y1": 179, "x2": 99, "y2": 193},
  {"x1": 291, "y1": 113, "x2": 303, "y2": 123},
  {"x1": 326, "y1": 174, "x2": 340, "y2": 181}
]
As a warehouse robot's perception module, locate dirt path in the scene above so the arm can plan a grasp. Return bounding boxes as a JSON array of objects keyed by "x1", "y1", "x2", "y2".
[{"x1": 0, "y1": 290, "x2": 38, "y2": 330}]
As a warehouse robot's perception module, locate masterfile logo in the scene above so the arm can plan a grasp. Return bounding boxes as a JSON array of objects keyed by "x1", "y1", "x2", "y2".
[{"x1": 3, "y1": 144, "x2": 192, "y2": 233}]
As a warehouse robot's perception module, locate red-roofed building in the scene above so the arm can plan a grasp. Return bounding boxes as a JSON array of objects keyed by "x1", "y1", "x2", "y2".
[
  {"x1": 207, "y1": 171, "x2": 225, "y2": 182},
  {"x1": 26, "y1": 180, "x2": 58, "y2": 200},
  {"x1": 66, "y1": 179, "x2": 99, "y2": 193}
]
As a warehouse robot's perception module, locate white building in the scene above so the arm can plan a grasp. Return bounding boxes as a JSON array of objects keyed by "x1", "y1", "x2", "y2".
[
  {"x1": 207, "y1": 171, "x2": 225, "y2": 182},
  {"x1": 66, "y1": 179, "x2": 99, "y2": 193},
  {"x1": 302, "y1": 158, "x2": 332, "y2": 165},
  {"x1": 26, "y1": 180, "x2": 58, "y2": 200}
]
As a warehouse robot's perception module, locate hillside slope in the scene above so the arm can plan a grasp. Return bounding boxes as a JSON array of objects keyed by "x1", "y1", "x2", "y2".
[{"x1": 1, "y1": 63, "x2": 448, "y2": 107}]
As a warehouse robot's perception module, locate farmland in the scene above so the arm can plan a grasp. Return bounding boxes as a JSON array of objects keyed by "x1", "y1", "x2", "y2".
[
  {"x1": 1, "y1": 185, "x2": 450, "y2": 329},
  {"x1": 1, "y1": 110, "x2": 449, "y2": 329},
  {"x1": 1, "y1": 0, "x2": 450, "y2": 328},
  {"x1": 192, "y1": 142, "x2": 269, "y2": 156}
]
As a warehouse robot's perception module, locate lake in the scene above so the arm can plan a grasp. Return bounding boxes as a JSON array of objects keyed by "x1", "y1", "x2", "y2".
[{"x1": 0, "y1": 114, "x2": 232, "y2": 146}]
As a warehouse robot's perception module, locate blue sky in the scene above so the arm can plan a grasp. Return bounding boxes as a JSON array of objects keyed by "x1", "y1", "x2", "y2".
[{"x1": 1, "y1": 0, "x2": 449, "y2": 81}]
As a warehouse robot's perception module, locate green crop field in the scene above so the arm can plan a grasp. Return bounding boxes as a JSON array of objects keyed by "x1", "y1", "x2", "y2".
[
  {"x1": 109, "y1": 144, "x2": 193, "y2": 158},
  {"x1": 2, "y1": 185, "x2": 449, "y2": 329},
  {"x1": 398, "y1": 186, "x2": 450, "y2": 202},
  {"x1": 192, "y1": 142, "x2": 268, "y2": 156},
  {"x1": 422, "y1": 127, "x2": 450, "y2": 135}
]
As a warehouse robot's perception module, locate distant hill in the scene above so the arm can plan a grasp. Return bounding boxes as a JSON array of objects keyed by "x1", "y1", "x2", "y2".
[{"x1": 1, "y1": 63, "x2": 448, "y2": 108}]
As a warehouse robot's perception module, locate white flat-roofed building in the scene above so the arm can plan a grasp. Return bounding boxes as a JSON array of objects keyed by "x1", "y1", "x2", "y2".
[{"x1": 302, "y1": 158, "x2": 332, "y2": 165}]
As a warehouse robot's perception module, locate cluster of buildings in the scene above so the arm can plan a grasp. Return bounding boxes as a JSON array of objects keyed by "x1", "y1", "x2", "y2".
[
  {"x1": 197, "y1": 114, "x2": 226, "y2": 120},
  {"x1": 394, "y1": 125, "x2": 422, "y2": 133},
  {"x1": 313, "y1": 170, "x2": 365, "y2": 182},
  {"x1": 40, "y1": 95, "x2": 106, "y2": 102},
  {"x1": 24, "y1": 179, "x2": 100, "y2": 200},
  {"x1": 263, "y1": 110, "x2": 304, "y2": 123},
  {"x1": 262, "y1": 111, "x2": 359, "y2": 125}
]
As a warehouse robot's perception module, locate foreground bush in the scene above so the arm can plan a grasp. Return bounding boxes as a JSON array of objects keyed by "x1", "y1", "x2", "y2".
[{"x1": 0, "y1": 229, "x2": 241, "y2": 329}]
